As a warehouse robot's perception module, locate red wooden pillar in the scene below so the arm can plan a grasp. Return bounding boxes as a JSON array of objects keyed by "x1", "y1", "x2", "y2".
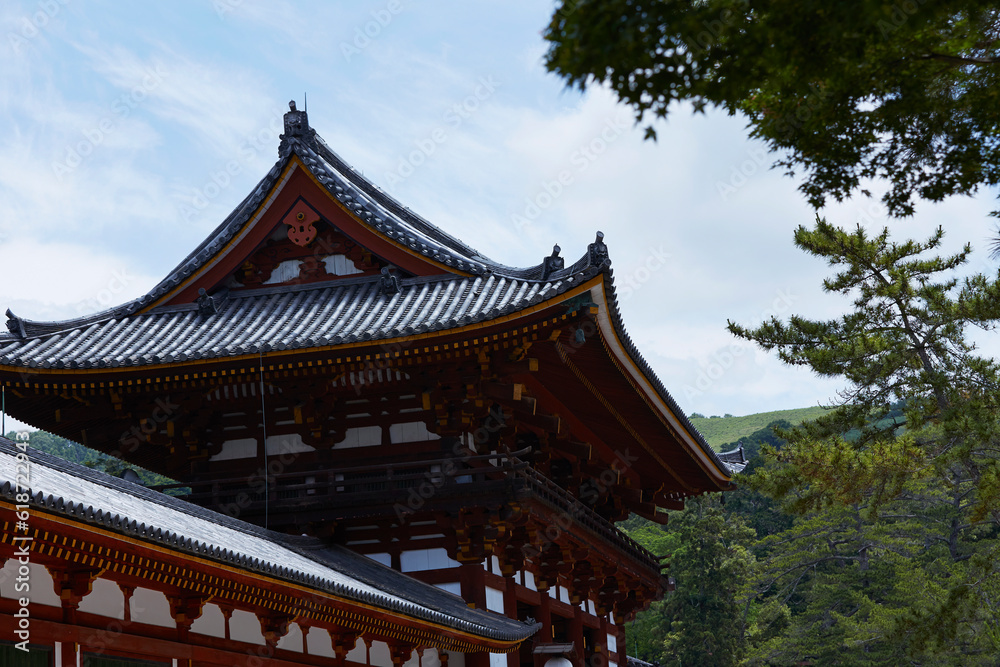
[
  {"x1": 59, "y1": 641, "x2": 78, "y2": 667},
  {"x1": 459, "y1": 562, "x2": 487, "y2": 610},
  {"x1": 462, "y1": 562, "x2": 490, "y2": 667},
  {"x1": 505, "y1": 576, "x2": 520, "y2": 667},
  {"x1": 534, "y1": 591, "x2": 553, "y2": 667},
  {"x1": 570, "y1": 606, "x2": 585, "y2": 667},
  {"x1": 597, "y1": 614, "x2": 611, "y2": 667}
]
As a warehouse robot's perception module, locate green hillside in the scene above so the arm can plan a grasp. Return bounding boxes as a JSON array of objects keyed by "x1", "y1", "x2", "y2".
[{"x1": 689, "y1": 406, "x2": 831, "y2": 449}]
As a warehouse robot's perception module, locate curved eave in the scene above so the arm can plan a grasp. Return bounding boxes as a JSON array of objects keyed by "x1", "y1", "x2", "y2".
[
  {"x1": 590, "y1": 271, "x2": 735, "y2": 487},
  {"x1": 0, "y1": 276, "x2": 598, "y2": 376}
]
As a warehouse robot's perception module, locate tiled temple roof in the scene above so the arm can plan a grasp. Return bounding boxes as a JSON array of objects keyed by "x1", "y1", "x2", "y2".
[
  {"x1": 0, "y1": 102, "x2": 736, "y2": 478},
  {"x1": 715, "y1": 443, "x2": 747, "y2": 474},
  {"x1": 0, "y1": 272, "x2": 591, "y2": 370},
  {"x1": 0, "y1": 437, "x2": 538, "y2": 643}
]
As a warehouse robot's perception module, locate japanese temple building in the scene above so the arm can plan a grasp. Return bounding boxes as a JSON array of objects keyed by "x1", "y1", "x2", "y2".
[{"x1": 1, "y1": 102, "x2": 742, "y2": 667}]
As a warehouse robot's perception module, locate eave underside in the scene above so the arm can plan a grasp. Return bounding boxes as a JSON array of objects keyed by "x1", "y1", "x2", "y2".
[{"x1": 0, "y1": 299, "x2": 728, "y2": 496}]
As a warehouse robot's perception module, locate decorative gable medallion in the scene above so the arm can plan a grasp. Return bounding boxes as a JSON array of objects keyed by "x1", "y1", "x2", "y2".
[
  {"x1": 282, "y1": 199, "x2": 320, "y2": 247},
  {"x1": 231, "y1": 199, "x2": 389, "y2": 290}
]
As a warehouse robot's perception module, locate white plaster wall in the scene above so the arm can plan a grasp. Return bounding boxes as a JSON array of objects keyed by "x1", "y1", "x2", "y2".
[
  {"x1": 389, "y1": 421, "x2": 440, "y2": 443},
  {"x1": 210, "y1": 438, "x2": 257, "y2": 461},
  {"x1": 263, "y1": 259, "x2": 306, "y2": 284},
  {"x1": 435, "y1": 582, "x2": 462, "y2": 595},
  {"x1": 130, "y1": 587, "x2": 174, "y2": 627},
  {"x1": 400, "y1": 548, "x2": 457, "y2": 572},
  {"x1": 276, "y1": 622, "x2": 304, "y2": 652},
  {"x1": 606, "y1": 633, "x2": 618, "y2": 653},
  {"x1": 323, "y1": 254, "x2": 365, "y2": 276},
  {"x1": 370, "y1": 640, "x2": 393, "y2": 667},
  {"x1": 336, "y1": 426, "x2": 383, "y2": 448},
  {"x1": 421, "y1": 649, "x2": 444, "y2": 667},
  {"x1": 77, "y1": 577, "x2": 125, "y2": 620},
  {"x1": 229, "y1": 609, "x2": 265, "y2": 645},
  {"x1": 307, "y1": 628, "x2": 337, "y2": 658},
  {"x1": 365, "y1": 552, "x2": 392, "y2": 566},
  {"x1": 411, "y1": 532, "x2": 446, "y2": 541},
  {"x1": 266, "y1": 433, "x2": 316, "y2": 455},
  {"x1": 346, "y1": 640, "x2": 368, "y2": 663},
  {"x1": 490, "y1": 653, "x2": 507, "y2": 667},
  {"x1": 0, "y1": 560, "x2": 61, "y2": 606},
  {"x1": 190, "y1": 602, "x2": 226, "y2": 638},
  {"x1": 402, "y1": 648, "x2": 421, "y2": 667},
  {"x1": 485, "y1": 586, "x2": 505, "y2": 614}
]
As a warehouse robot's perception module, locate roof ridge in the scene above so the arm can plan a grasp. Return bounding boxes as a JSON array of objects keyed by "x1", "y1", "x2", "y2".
[{"x1": 1, "y1": 102, "x2": 609, "y2": 336}]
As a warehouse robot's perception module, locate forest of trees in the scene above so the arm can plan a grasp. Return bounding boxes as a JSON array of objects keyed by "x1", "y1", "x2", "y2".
[
  {"x1": 624, "y1": 411, "x2": 1000, "y2": 665},
  {"x1": 619, "y1": 224, "x2": 1000, "y2": 665}
]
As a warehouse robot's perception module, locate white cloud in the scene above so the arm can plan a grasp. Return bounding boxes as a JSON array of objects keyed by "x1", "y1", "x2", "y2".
[
  {"x1": 2, "y1": 1, "x2": 997, "y2": 422},
  {"x1": 0, "y1": 239, "x2": 158, "y2": 322}
]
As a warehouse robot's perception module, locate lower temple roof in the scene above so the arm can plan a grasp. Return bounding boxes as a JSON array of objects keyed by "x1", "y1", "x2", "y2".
[{"x1": 0, "y1": 437, "x2": 539, "y2": 644}]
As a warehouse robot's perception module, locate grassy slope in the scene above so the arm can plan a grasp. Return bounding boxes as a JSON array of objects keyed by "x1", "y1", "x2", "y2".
[{"x1": 689, "y1": 406, "x2": 830, "y2": 449}]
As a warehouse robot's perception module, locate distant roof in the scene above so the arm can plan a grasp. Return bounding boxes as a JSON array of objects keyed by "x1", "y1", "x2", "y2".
[
  {"x1": 0, "y1": 437, "x2": 538, "y2": 644},
  {"x1": 628, "y1": 656, "x2": 659, "y2": 667},
  {"x1": 716, "y1": 444, "x2": 748, "y2": 474}
]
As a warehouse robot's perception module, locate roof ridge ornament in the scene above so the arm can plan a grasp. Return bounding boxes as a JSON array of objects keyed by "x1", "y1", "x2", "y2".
[
  {"x1": 196, "y1": 288, "x2": 225, "y2": 317},
  {"x1": 587, "y1": 231, "x2": 609, "y2": 268},
  {"x1": 5, "y1": 309, "x2": 26, "y2": 339},
  {"x1": 279, "y1": 100, "x2": 317, "y2": 157},
  {"x1": 541, "y1": 245, "x2": 564, "y2": 281},
  {"x1": 379, "y1": 267, "x2": 401, "y2": 295}
]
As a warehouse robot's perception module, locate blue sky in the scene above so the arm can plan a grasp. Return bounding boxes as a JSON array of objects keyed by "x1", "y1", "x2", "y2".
[{"x1": 2, "y1": 0, "x2": 998, "y2": 433}]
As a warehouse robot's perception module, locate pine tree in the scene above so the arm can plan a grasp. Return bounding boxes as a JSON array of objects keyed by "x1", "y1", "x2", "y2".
[
  {"x1": 659, "y1": 497, "x2": 755, "y2": 667},
  {"x1": 731, "y1": 220, "x2": 1000, "y2": 663}
]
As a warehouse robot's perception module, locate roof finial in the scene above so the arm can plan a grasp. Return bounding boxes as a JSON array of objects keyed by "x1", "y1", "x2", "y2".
[
  {"x1": 279, "y1": 99, "x2": 316, "y2": 157},
  {"x1": 587, "y1": 230, "x2": 610, "y2": 268},
  {"x1": 197, "y1": 288, "x2": 218, "y2": 317},
  {"x1": 541, "y1": 244, "x2": 565, "y2": 281},
  {"x1": 5, "y1": 309, "x2": 26, "y2": 339},
  {"x1": 379, "y1": 267, "x2": 401, "y2": 295}
]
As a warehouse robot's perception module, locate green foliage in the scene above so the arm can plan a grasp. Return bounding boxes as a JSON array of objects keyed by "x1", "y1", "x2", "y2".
[
  {"x1": 660, "y1": 498, "x2": 755, "y2": 667},
  {"x1": 690, "y1": 407, "x2": 829, "y2": 449},
  {"x1": 545, "y1": 1, "x2": 1000, "y2": 216},
  {"x1": 8, "y1": 429, "x2": 180, "y2": 491},
  {"x1": 624, "y1": 221, "x2": 1000, "y2": 664},
  {"x1": 730, "y1": 220, "x2": 1000, "y2": 516},
  {"x1": 731, "y1": 220, "x2": 1000, "y2": 663},
  {"x1": 622, "y1": 497, "x2": 755, "y2": 666}
]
